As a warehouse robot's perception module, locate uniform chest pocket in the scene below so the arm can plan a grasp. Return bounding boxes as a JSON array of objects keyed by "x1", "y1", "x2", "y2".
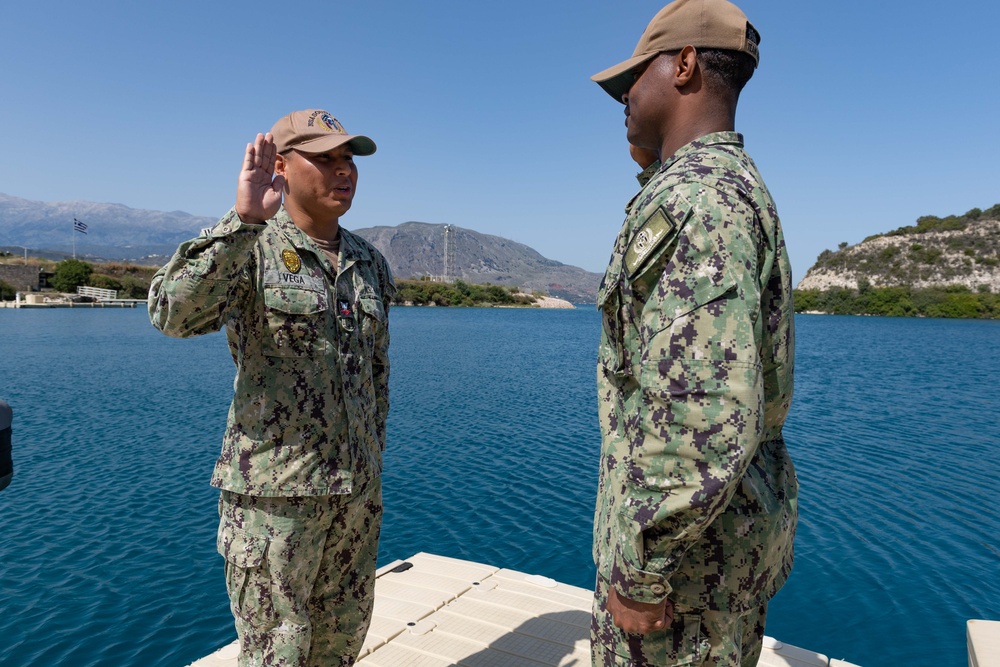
[
  {"x1": 358, "y1": 296, "x2": 386, "y2": 323},
  {"x1": 357, "y1": 296, "x2": 386, "y2": 348},
  {"x1": 263, "y1": 286, "x2": 331, "y2": 357}
]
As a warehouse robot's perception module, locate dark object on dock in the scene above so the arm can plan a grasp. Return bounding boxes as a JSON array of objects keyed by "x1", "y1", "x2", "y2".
[{"x1": 0, "y1": 400, "x2": 12, "y2": 491}]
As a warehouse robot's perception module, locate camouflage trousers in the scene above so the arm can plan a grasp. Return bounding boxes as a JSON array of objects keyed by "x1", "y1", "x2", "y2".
[
  {"x1": 591, "y1": 575, "x2": 768, "y2": 667},
  {"x1": 217, "y1": 477, "x2": 383, "y2": 667}
]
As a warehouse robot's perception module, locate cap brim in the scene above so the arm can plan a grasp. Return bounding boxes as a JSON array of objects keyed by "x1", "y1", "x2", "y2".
[
  {"x1": 291, "y1": 134, "x2": 377, "y2": 156},
  {"x1": 591, "y1": 52, "x2": 658, "y2": 103}
]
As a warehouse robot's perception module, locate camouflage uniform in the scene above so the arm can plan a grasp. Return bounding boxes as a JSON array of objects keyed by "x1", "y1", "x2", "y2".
[
  {"x1": 592, "y1": 132, "x2": 797, "y2": 666},
  {"x1": 149, "y1": 206, "x2": 394, "y2": 667}
]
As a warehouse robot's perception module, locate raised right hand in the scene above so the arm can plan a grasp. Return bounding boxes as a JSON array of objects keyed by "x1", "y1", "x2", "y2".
[{"x1": 235, "y1": 132, "x2": 285, "y2": 225}]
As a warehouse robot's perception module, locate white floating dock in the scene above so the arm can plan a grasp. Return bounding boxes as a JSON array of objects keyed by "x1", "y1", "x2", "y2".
[
  {"x1": 189, "y1": 552, "x2": 861, "y2": 666},
  {"x1": 968, "y1": 620, "x2": 1000, "y2": 667}
]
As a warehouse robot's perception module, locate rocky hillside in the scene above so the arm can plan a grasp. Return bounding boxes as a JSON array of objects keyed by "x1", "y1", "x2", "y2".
[
  {"x1": 0, "y1": 193, "x2": 602, "y2": 302},
  {"x1": 798, "y1": 205, "x2": 1000, "y2": 292},
  {"x1": 352, "y1": 222, "x2": 600, "y2": 303}
]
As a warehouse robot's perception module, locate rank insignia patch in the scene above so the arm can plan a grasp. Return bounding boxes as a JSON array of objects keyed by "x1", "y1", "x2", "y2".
[
  {"x1": 282, "y1": 249, "x2": 301, "y2": 274},
  {"x1": 624, "y1": 206, "x2": 676, "y2": 278}
]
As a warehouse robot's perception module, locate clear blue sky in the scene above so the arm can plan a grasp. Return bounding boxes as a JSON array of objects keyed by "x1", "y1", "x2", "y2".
[{"x1": 2, "y1": 0, "x2": 998, "y2": 283}]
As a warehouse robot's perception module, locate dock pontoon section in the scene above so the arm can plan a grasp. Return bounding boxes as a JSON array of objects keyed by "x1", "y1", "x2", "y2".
[{"x1": 190, "y1": 552, "x2": 860, "y2": 666}]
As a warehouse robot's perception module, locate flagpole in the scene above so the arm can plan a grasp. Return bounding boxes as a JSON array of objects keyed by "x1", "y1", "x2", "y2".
[{"x1": 70, "y1": 218, "x2": 89, "y2": 259}]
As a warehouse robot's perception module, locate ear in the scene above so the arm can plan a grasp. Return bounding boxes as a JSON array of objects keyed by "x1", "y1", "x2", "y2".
[
  {"x1": 274, "y1": 153, "x2": 288, "y2": 176},
  {"x1": 675, "y1": 45, "x2": 698, "y2": 87}
]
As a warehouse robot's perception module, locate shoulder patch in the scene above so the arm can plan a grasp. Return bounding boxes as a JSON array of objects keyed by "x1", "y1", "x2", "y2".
[{"x1": 624, "y1": 207, "x2": 675, "y2": 278}]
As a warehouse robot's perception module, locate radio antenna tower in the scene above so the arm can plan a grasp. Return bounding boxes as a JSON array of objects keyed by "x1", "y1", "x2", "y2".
[{"x1": 442, "y1": 225, "x2": 456, "y2": 281}]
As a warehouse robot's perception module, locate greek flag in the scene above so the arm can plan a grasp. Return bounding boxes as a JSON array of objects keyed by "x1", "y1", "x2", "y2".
[{"x1": 73, "y1": 218, "x2": 87, "y2": 234}]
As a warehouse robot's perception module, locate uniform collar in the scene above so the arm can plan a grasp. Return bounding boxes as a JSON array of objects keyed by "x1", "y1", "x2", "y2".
[
  {"x1": 338, "y1": 227, "x2": 373, "y2": 264},
  {"x1": 659, "y1": 131, "x2": 744, "y2": 172},
  {"x1": 272, "y1": 207, "x2": 372, "y2": 264}
]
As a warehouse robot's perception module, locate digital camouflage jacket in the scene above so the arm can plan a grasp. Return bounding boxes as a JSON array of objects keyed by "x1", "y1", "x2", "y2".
[
  {"x1": 595, "y1": 132, "x2": 797, "y2": 612},
  {"x1": 149, "y1": 207, "x2": 395, "y2": 497}
]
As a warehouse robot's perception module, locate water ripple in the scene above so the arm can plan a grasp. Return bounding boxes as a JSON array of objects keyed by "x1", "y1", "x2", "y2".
[{"x1": 1, "y1": 310, "x2": 998, "y2": 667}]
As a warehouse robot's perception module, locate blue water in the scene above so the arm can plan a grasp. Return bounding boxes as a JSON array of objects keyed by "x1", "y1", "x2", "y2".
[{"x1": 0, "y1": 308, "x2": 997, "y2": 667}]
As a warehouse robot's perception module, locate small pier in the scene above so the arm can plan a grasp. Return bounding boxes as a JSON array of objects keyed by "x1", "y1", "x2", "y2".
[
  {"x1": 2, "y1": 286, "x2": 143, "y2": 308},
  {"x1": 2, "y1": 297, "x2": 141, "y2": 308}
]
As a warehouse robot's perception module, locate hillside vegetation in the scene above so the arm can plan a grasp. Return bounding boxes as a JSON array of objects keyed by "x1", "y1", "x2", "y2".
[
  {"x1": 795, "y1": 284, "x2": 1000, "y2": 319},
  {"x1": 0, "y1": 255, "x2": 157, "y2": 299},
  {"x1": 392, "y1": 279, "x2": 541, "y2": 307},
  {"x1": 795, "y1": 203, "x2": 1000, "y2": 318},
  {"x1": 0, "y1": 256, "x2": 553, "y2": 307}
]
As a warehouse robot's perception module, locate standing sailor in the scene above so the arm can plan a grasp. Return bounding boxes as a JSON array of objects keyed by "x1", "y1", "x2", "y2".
[{"x1": 589, "y1": 1, "x2": 798, "y2": 665}]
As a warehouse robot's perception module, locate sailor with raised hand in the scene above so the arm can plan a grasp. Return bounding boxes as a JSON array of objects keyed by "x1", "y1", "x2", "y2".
[{"x1": 149, "y1": 109, "x2": 395, "y2": 667}]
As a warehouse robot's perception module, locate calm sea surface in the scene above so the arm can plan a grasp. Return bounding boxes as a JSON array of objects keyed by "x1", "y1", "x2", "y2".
[{"x1": 0, "y1": 307, "x2": 997, "y2": 667}]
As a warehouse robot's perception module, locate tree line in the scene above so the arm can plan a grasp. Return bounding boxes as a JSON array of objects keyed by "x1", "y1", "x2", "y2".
[
  {"x1": 794, "y1": 282, "x2": 1000, "y2": 319},
  {"x1": 1, "y1": 259, "x2": 544, "y2": 308},
  {"x1": 0, "y1": 258, "x2": 158, "y2": 301},
  {"x1": 879, "y1": 203, "x2": 1000, "y2": 238},
  {"x1": 392, "y1": 278, "x2": 539, "y2": 307}
]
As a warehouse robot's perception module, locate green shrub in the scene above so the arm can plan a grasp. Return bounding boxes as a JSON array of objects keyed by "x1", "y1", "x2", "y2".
[
  {"x1": 50, "y1": 259, "x2": 93, "y2": 293},
  {"x1": 89, "y1": 274, "x2": 123, "y2": 292}
]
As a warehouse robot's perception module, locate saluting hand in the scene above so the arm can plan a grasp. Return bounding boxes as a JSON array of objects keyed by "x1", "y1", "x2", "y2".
[
  {"x1": 235, "y1": 132, "x2": 285, "y2": 225},
  {"x1": 607, "y1": 586, "x2": 673, "y2": 635}
]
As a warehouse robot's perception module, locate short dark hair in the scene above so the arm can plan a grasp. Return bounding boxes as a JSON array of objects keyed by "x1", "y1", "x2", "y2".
[{"x1": 697, "y1": 48, "x2": 756, "y2": 96}]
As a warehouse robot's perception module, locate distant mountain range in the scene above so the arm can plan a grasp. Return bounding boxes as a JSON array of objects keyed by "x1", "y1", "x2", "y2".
[
  {"x1": 0, "y1": 193, "x2": 602, "y2": 302},
  {"x1": 0, "y1": 192, "x2": 211, "y2": 261}
]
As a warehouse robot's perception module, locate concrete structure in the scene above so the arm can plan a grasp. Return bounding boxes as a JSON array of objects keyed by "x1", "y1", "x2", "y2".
[
  {"x1": 2, "y1": 292, "x2": 138, "y2": 308},
  {"x1": 0, "y1": 264, "x2": 50, "y2": 292}
]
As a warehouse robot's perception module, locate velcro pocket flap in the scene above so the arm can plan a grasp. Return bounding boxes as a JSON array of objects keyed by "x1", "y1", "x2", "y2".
[
  {"x1": 263, "y1": 285, "x2": 327, "y2": 315},
  {"x1": 217, "y1": 522, "x2": 268, "y2": 569},
  {"x1": 358, "y1": 296, "x2": 386, "y2": 322}
]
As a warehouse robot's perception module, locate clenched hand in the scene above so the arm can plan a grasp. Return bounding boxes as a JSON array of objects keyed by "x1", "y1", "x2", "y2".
[{"x1": 608, "y1": 586, "x2": 673, "y2": 635}]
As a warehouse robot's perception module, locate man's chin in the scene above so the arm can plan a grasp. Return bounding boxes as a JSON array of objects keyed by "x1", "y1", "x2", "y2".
[{"x1": 327, "y1": 199, "x2": 353, "y2": 216}]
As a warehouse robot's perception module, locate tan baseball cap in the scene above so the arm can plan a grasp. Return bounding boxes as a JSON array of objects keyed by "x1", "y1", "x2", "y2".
[
  {"x1": 591, "y1": 0, "x2": 760, "y2": 102},
  {"x1": 270, "y1": 109, "x2": 376, "y2": 155}
]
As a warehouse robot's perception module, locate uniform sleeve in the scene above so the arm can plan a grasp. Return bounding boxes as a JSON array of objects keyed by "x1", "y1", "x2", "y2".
[
  {"x1": 372, "y1": 258, "x2": 396, "y2": 447},
  {"x1": 148, "y1": 208, "x2": 265, "y2": 338},
  {"x1": 610, "y1": 182, "x2": 766, "y2": 604}
]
